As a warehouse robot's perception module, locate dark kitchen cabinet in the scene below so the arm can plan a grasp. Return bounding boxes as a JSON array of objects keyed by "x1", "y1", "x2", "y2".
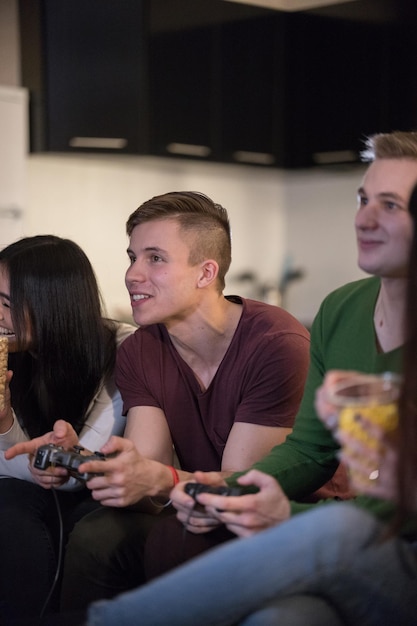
[
  {"x1": 219, "y1": 16, "x2": 283, "y2": 166},
  {"x1": 220, "y1": 11, "x2": 411, "y2": 168},
  {"x1": 148, "y1": 24, "x2": 214, "y2": 159},
  {"x1": 147, "y1": 1, "x2": 278, "y2": 163},
  {"x1": 282, "y1": 13, "x2": 411, "y2": 167},
  {"x1": 148, "y1": 11, "x2": 282, "y2": 166},
  {"x1": 20, "y1": 0, "x2": 150, "y2": 154},
  {"x1": 20, "y1": 0, "x2": 275, "y2": 161},
  {"x1": 19, "y1": 0, "x2": 415, "y2": 167}
]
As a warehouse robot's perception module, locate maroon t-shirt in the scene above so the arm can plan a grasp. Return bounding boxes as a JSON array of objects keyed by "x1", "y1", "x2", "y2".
[{"x1": 116, "y1": 297, "x2": 310, "y2": 472}]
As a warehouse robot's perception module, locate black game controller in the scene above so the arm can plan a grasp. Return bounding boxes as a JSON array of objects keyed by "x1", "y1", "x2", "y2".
[
  {"x1": 34, "y1": 443, "x2": 109, "y2": 481},
  {"x1": 185, "y1": 482, "x2": 243, "y2": 499}
]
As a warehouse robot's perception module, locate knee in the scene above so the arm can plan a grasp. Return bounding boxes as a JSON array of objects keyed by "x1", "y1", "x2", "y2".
[
  {"x1": 65, "y1": 508, "x2": 113, "y2": 560},
  {"x1": 241, "y1": 595, "x2": 343, "y2": 626},
  {"x1": 65, "y1": 508, "x2": 154, "y2": 565},
  {"x1": 303, "y1": 503, "x2": 377, "y2": 537}
]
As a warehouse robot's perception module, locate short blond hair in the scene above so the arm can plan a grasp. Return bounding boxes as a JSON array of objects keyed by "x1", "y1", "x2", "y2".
[{"x1": 361, "y1": 131, "x2": 417, "y2": 162}]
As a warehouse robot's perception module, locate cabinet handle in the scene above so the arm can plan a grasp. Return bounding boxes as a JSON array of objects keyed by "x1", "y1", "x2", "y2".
[
  {"x1": 69, "y1": 137, "x2": 128, "y2": 149},
  {"x1": 232, "y1": 151, "x2": 275, "y2": 165},
  {"x1": 312, "y1": 150, "x2": 357, "y2": 165},
  {"x1": 166, "y1": 143, "x2": 211, "y2": 157}
]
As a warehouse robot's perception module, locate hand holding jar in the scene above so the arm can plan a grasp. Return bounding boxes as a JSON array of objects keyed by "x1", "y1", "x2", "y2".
[{"x1": 316, "y1": 370, "x2": 401, "y2": 500}]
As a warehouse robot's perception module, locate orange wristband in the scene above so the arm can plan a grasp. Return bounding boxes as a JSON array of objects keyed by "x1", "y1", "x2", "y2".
[{"x1": 167, "y1": 465, "x2": 180, "y2": 487}]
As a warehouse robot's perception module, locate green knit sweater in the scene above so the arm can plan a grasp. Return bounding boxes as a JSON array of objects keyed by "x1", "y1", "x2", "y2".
[{"x1": 227, "y1": 277, "x2": 416, "y2": 535}]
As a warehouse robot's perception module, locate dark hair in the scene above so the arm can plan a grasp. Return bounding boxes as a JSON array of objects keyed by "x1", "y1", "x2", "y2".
[
  {"x1": 361, "y1": 131, "x2": 417, "y2": 162},
  {"x1": 0, "y1": 235, "x2": 116, "y2": 437},
  {"x1": 397, "y1": 183, "x2": 417, "y2": 519},
  {"x1": 126, "y1": 191, "x2": 232, "y2": 291}
]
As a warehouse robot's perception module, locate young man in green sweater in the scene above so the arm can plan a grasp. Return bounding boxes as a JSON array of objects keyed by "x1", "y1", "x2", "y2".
[{"x1": 166, "y1": 130, "x2": 415, "y2": 549}]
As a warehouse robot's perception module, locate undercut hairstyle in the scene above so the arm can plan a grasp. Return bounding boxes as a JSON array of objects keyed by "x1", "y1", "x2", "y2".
[
  {"x1": 126, "y1": 191, "x2": 232, "y2": 291},
  {"x1": 361, "y1": 130, "x2": 417, "y2": 162},
  {"x1": 0, "y1": 235, "x2": 116, "y2": 437}
]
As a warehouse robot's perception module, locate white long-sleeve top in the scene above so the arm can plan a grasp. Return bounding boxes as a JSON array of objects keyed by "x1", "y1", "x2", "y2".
[{"x1": 0, "y1": 322, "x2": 135, "y2": 489}]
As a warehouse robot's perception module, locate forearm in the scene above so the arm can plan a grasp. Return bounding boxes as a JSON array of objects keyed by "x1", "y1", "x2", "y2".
[
  {"x1": 226, "y1": 437, "x2": 338, "y2": 499},
  {"x1": 131, "y1": 465, "x2": 199, "y2": 515},
  {"x1": 0, "y1": 451, "x2": 35, "y2": 481},
  {"x1": 0, "y1": 412, "x2": 28, "y2": 450}
]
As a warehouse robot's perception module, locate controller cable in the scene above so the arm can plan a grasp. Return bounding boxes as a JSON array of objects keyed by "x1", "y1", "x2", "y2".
[
  {"x1": 39, "y1": 496, "x2": 203, "y2": 617},
  {"x1": 39, "y1": 487, "x2": 64, "y2": 621}
]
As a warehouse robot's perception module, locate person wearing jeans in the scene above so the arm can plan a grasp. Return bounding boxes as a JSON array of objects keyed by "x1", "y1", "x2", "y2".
[{"x1": 86, "y1": 502, "x2": 417, "y2": 626}]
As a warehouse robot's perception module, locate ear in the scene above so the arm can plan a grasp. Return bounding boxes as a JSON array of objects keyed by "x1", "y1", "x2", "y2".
[{"x1": 197, "y1": 260, "x2": 219, "y2": 288}]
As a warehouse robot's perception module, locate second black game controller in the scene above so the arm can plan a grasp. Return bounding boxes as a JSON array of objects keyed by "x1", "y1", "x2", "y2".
[{"x1": 184, "y1": 482, "x2": 243, "y2": 499}]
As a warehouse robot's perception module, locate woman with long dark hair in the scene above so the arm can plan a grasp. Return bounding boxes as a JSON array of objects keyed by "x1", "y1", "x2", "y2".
[{"x1": 0, "y1": 235, "x2": 134, "y2": 621}]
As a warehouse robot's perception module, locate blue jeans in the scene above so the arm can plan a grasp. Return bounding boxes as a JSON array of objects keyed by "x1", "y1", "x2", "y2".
[{"x1": 87, "y1": 503, "x2": 417, "y2": 626}]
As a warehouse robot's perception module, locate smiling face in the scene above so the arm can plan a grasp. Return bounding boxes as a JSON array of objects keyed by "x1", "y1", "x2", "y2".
[
  {"x1": 125, "y1": 218, "x2": 213, "y2": 328},
  {"x1": 0, "y1": 265, "x2": 17, "y2": 351},
  {"x1": 355, "y1": 158, "x2": 417, "y2": 279}
]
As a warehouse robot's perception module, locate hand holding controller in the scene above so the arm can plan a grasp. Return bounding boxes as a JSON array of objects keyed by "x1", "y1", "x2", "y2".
[{"x1": 34, "y1": 443, "x2": 112, "y2": 481}]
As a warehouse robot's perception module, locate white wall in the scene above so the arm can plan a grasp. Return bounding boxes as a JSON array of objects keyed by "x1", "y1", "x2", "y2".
[
  {"x1": 284, "y1": 166, "x2": 366, "y2": 325},
  {"x1": 0, "y1": 86, "x2": 27, "y2": 249},
  {"x1": 24, "y1": 153, "x2": 367, "y2": 326}
]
